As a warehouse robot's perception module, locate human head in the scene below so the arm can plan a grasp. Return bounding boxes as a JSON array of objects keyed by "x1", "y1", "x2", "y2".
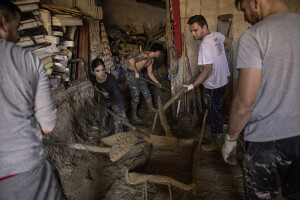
[
  {"x1": 187, "y1": 15, "x2": 209, "y2": 40},
  {"x1": 91, "y1": 58, "x2": 106, "y2": 80},
  {"x1": 0, "y1": 0, "x2": 21, "y2": 43},
  {"x1": 235, "y1": 0, "x2": 260, "y2": 25},
  {"x1": 149, "y1": 43, "x2": 164, "y2": 57}
]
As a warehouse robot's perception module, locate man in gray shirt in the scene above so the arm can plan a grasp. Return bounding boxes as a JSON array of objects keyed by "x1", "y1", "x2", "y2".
[
  {"x1": 0, "y1": 0, "x2": 62, "y2": 199},
  {"x1": 222, "y1": 0, "x2": 300, "y2": 199}
]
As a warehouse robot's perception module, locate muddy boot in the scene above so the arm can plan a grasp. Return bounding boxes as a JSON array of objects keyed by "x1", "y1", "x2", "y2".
[
  {"x1": 131, "y1": 103, "x2": 142, "y2": 122},
  {"x1": 146, "y1": 99, "x2": 157, "y2": 112},
  {"x1": 201, "y1": 140, "x2": 220, "y2": 152}
]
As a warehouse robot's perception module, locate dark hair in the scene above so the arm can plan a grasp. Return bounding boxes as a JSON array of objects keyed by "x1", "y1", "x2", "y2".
[
  {"x1": 235, "y1": 0, "x2": 244, "y2": 9},
  {"x1": 0, "y1": 0, "x2": 21, "y2": 23},
  {"x1": 187, "y1": 15, "x2": 208, "y2": 29},
  {"x1": 91, "y1": 58, "x2": 106, "y2": 72},
  {"x1": 149, "y1": 43, "x2": 164, "y2": 52}
]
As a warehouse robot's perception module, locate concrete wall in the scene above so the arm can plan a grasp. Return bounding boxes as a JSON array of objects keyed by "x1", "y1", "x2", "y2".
[
  {"x1": 101, "y1": 0, "x2": 166, "y2": 34},
  {"x1": 177, "y1": 0, "x2": 300, "y2": 90}
]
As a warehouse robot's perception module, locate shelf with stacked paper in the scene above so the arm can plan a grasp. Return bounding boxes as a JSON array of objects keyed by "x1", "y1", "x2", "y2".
[{"x1": 15, "y1": 1, "x2": 85, "y2": 89}]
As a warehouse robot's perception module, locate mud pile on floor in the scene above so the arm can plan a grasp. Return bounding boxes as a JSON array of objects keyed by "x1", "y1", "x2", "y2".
[{"x1": 44, "y1": 82, "x2": 194, "y2": 200}]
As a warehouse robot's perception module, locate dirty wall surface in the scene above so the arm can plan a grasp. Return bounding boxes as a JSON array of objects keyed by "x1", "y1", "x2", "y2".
[{"x1": 45, "y1": 82, "x2": 150, "y2": 199}]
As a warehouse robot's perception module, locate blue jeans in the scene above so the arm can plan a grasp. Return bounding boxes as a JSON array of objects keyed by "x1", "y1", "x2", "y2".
[
  {"x1": 0, "y1": 159, "x2": 63, "y2": 200},
  {"x1": 204, "y1": 84, "x2": 227, "y2": 140},
  {"x1": 243, "y1": 136, "x2": 300, "y2": 200}
]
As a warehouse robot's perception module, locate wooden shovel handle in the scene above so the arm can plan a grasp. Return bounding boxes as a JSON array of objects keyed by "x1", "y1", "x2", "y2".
[
  {"x1": 43, "y1": 140, "x2": 111, "y2": 153},
  {"x1": 139, "y1": 76, "x2": 171, "y2": 92},
  {"x1": 98, "y1": 104, "x2": 152, "y2": 143}
]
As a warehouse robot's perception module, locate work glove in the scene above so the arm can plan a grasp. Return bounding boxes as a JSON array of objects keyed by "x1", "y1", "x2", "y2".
[
  {"x1": 156, "y1": 82, "x2": 162, "y2": 89},
  {"x1": 222, "y1": 134, "x2": 238, "y2": 166},
  {"x1": 135, "y1": 73, "x2": 140, "y2": 79},
  {"x1": 182, "y1": 84, "x2": 194, "y2": 92}
]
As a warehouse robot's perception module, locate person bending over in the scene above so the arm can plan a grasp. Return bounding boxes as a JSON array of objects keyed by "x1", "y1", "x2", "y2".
[{"x1": 90, "y1": 58, "x2": 127, "y2": 135}]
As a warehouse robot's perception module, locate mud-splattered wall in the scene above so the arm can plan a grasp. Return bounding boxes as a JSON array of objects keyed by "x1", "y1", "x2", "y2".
[
  {"x1": 45, "y1": 81, "x2": 156, "y2": 200},
  {"x1": 45, "y1": 82, "x2": 105, "y2": 199}
]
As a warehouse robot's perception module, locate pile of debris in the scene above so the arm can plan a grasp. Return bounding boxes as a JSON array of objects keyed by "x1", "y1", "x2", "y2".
[
  {"x1": 14, "y1": 0, "x2": 89, "y2": 88},
  {"x1": 105, "y1": 24, "x2": 166, "y2": 75}
]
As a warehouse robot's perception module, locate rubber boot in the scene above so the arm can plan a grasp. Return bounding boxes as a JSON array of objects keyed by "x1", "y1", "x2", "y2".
[
  {"x1": 146, "y1": 99, "x2": 157, "y2": 112},
  {"x1": 131, "y1": 103, "x2": 142, "y2": 122}
]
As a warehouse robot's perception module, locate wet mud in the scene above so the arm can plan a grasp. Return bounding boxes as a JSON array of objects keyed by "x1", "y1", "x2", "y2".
[{"x1": 45, "y1": 81, "x2": 282, "y2": 200}]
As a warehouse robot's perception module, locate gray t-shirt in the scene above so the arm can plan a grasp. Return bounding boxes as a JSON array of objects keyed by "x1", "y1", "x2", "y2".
[
  {"x1": 236, "y1": 13, "x2": 300, "y2": 142},
  {"x1": 0, "y1": 39, "x2": 57, "y2": 177}
]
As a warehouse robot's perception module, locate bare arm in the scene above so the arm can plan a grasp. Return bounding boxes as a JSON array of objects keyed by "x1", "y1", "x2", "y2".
[
  {"x1": 228, "y1": 68, "x2": 261, "y2": 140},
  {"x1": 147, "y1": 59, "x2": 159, "y2": 84},
  {"x1": 128, "y1": 58, "x2": 139, "y2": 74},
  {"x1": 192, "y1": 64, "x2": 212, "y2": 87},
  {"x1": 224, "y1": 37, "x2": 232, "y2": 50},
  {"x1": 42, "y1": 129, "x2": 53, "y2": 134}
]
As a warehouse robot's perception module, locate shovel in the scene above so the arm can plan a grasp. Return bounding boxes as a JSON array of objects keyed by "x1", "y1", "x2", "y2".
[
  {"x1": 43, "y1": 132, "x2": 138, "y2": 162},
  {"x1": 138, "y1": 76, "x2": 171, "y2": 92},
  {"x1": 98, "y1": 103, "x2": 179, "y2": 148},
  {"x1": 94, "y1": 86, "x2": 179, "y2": 148}
]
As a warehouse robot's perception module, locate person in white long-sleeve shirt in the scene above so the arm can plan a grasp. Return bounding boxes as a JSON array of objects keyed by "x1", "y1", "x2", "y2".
[{"x1": 0, "y1": 0, "x2": 62, "y2": 199}]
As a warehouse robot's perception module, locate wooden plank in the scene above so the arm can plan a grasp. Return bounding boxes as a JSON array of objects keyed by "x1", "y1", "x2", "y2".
[
  {"x1": 77, "y1": 21, "x2": 89, "y2": 79},
  {"x1": 13, "y1": 0, "x2": 40, "y2": 5},
  {"x1": 17, "y1": 3, "x2": 39, "y2": 12}
]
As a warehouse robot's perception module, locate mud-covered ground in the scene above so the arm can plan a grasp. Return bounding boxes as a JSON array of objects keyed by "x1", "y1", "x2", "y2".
[
  {"x1": 45, "y1": 80, "x2": 200, "y2": 200},
  {"x1": 46, "y1": 81, "x2": 283, "y2": 200}
]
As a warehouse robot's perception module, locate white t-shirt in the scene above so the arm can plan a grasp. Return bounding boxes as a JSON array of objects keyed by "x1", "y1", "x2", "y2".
[{"x1": 198, "y1": 32, "x2": 230, "y2": 89}]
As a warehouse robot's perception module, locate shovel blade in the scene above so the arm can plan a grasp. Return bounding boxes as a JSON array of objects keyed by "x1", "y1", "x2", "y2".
[
  {"x1": 101, "y1": 132, "x2": 130, "y2": 146},
  {"x1": 150, "y1": 135, "x2": 178, "y2": 149},
  {"x1": 109, "y1": 132, "x2": 138, "y2": 162}
]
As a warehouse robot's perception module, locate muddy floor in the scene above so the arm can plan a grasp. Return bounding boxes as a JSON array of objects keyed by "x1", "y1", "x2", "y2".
[{"x1": 46, "y1": 82, "x2": 283, "y2": 200}]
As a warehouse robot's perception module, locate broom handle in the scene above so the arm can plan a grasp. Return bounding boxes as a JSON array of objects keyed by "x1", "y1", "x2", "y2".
[
  {"x1": 98, "y1": 103, "x2": 152, "y2": 143},
  {"x1": 139, "y1": 76, "x2": 170, "y2": 92}
]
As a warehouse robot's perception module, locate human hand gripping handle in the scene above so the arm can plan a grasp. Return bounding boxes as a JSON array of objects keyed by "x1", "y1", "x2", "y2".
[
  {"x1": 182, "y1": 84, "x2": 194, "y2": 92},
  {"x1": 222, "y1": 134, "x2": 238, "y2": 166},
  {"x1": 156, "y1": 82, "x2": 162, "y2": 89},
  {"x1": 135, "y1": 73, "x2": 140, "y2": 79}
]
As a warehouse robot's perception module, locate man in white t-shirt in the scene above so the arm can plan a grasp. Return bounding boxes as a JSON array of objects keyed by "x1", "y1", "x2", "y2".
[{"x1": 183, "y1": 15, "x2": 231, "y2": 151}]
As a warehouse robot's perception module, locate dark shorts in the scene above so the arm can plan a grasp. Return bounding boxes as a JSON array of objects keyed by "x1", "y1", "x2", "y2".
[{"x1": 243, "y1": 135, "x2": 300, "y2": 200}]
